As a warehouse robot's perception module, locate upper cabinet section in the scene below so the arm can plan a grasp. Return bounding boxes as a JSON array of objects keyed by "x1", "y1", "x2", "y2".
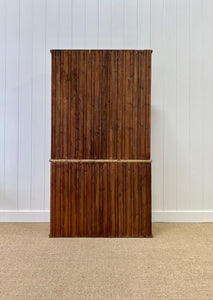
[{"x1": 51, "y1": 50, "x2": 152, "y2": 160}]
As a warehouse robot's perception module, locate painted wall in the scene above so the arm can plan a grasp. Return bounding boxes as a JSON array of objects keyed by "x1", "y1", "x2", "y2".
[{"x1": 0, "y1": 0, "x2": 213, "y2": 222}]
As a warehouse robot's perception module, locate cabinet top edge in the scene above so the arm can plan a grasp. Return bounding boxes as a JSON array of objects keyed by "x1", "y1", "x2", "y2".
[{"x1": 50, "y1": 49, "x2": 153, "y2": 53}]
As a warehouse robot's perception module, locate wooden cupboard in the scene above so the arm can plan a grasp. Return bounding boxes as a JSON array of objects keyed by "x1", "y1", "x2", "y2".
[{"x1": 50, "y1": 50, "x2": 152, "y2": 237}]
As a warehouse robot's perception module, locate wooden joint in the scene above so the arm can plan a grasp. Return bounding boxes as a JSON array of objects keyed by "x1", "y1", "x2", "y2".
[{"x1": 49, "y1": 159, "x2": 152, "y2": 163}]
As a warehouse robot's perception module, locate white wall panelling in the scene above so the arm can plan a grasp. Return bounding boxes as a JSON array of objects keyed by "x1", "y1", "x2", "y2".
[
  {"x1": 150, "y1": 0, "x2": 164, "y2": 212},
  {"x1": 4, "y1": 0, "x2": 19, "y2": 210},
  {"x1": 176, "y1": 0, "x2": 190, "y2": 211},
  {"x1": 0, "y1": 0, "x2": 6, "y2": 210},
  {"x1": 18, "y1": 0, "x2": 33, "y2": 210},
  {"x1": 0, "y1": 0, "x2": 213, "y2": 222}
]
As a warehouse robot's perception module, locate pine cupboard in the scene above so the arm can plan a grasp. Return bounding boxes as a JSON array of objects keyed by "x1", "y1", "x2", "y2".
[{"x1": 50, "y1": 50, "x2": 152, "y2": 237}]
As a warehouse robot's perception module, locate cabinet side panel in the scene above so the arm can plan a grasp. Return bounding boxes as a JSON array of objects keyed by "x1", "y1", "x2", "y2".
[
  {"x1": 146, "y1": 51, "x2": 152, "y2": 159},
  {"x1": 51, "y1": 53, "x2": 56, "y2": 158}
]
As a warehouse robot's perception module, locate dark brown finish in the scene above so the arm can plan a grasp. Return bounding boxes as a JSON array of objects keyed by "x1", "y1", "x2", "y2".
[
  {"x1": 50, "y1": 50, "x2": 152, "y2": 237},
  {"x1": 50, "y1": 162, "x2": 152, "y2": 237},
  {"x1": 51, "y1": 50, "x2": 152, "y2": 160}
]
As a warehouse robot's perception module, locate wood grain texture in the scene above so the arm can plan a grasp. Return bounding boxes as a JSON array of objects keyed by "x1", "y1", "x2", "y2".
[
  {"x1": 50, "y1": 162, "x2": 152, "y2": 237},
  {"x1": 50, "y1": 50, "x2": 152, "y2": 237},
  {"x1": 51, "y1": 50, "x2": 152, "y2": 160}
]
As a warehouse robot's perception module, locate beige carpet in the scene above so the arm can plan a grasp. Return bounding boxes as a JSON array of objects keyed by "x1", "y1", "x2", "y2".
[{"x1": 0, "y1": 223, "x2": 212, "y2": 300}]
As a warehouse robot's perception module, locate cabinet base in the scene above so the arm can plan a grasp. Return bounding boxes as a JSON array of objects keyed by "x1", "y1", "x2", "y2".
[{"x1": 50, "y1": 161, "x2": 152, "y2": 238}]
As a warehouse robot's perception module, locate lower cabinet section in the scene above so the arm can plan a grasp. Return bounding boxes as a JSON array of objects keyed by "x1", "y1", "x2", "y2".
[{"x1": 50, "y1": 162, "x2": 152, "y2": 237}]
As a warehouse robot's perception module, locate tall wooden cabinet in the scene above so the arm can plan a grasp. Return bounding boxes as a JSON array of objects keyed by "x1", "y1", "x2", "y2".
[{"x1": 50, "y1": 50, "x2": 152, "y2": 237}]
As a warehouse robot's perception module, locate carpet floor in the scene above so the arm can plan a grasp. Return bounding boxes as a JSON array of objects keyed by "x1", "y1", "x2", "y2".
[{"x1": 0, "y1": 223, "x2": 212, "y2": 300}]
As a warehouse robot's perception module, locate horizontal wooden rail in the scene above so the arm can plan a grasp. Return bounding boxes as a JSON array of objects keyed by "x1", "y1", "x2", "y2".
[{"x1": 49, "y1": 159, "x2": 152, "y2": 163}]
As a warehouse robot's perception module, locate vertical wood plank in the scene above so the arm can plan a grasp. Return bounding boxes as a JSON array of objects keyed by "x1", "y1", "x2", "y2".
[
  {"x1": 50, "y1": 163, "x2": 55, "y2": 236},
  {"x1": 132, "y1": 51, "x2": 138, "y2": 159},
  {"x1": 117, "y1": 51, "x2": 123, "y2": 159},
  {"x1": 63, "y1": 163, "x2": 69, "y2": 236},
  {"x1": 93, "y1": 51, "x2": 100, "y2": 158},
  {"x1": 101, "y1": 51, "x2": 108, "y2": 159},
  {"x1": 129, "y1": 51, "x2": 134, "y2": 159},
  {"x1": 91, "y1": 163, "x2": 95, "y2": 235},
  {"x1": 70, "y1": 163, "x2": 76, "y2": 236},
  {"x1": 133, "y1": 163, "x2": 139, "y2": 235},
  {"x1": 145, "y1": 51, "x2": 152, "y2": 159},
  {"x1": 122, "y1": 52, "x2": 126, "y2": 159},
  {"x1": 74, "y1": 52, "x2": 79, "y2": 158},
  {"x1": 102, "y1": 163, "x2": 108, "y2": 236},
  {"x1": 130, "y1": 164, "x2": 134, "y2": 236},
  {"x1": 117, "y1": 163, "x2": 123, "y2": 236},
  {"x1": 99, "y1": 163, "x2": 103, "y2": 236},
  {"x1": 112, "y1": 51, "x2": 118, "y2": 158},
  {"x1": 138, "y1": 163, "x2": 144, "y2": 236},
  {"x1": 61, "y1": 52, "x2": 69, "y2": 158},
  {"x1": 126, "y1": 163, "x2": 132, "y2": 236},
  {"x1": 51, "y1": 53, "x2": 56, "y2": 159},
  {"x1": 124, "y1": 51, "x2": 130, "y2": 159},
  {"x1": 78, "y1": 51, "x2": 84, "y2": 158},
  {"x1": 55, "y1": 163, "x2": 61, "y2": 236},
  {"x1": 138, "y1": 51, "x2": 146, "y2": 159},
  {"x1": 146, "y1": 163, "x2": 152, "y2": 236},
  {"x1": 86, "y1": 162, "x2": 92, "y2": 236},
  {"x1": 90, "y1": 51, "x2": 95, "y2": 158},
  {"x1": 111, "y1": 163, "x2": 116, "y2": 236},
  {"x1": 107, "y1": 51, "x2": 112, "y2": 159},
  {"x1": 60, "y1": 163, "x2": 64, "y2": 235},
  {"x1": 70, "y1": 51, "x2": 76, "y2": 158},
  {"x1": 94, "y1": 163, "x2": 100, "y2": 236},
  {"x1": 122, "y1": 163, "x2": 127, "y2": 236},
  {"x1": 75, "y1": 163, "x2": 80, "y2": 235},
  {"x1": 82, "y1": 51, "x2": 87, "y2": 158},
  {"x1": 107, "y1": 163, "x2": 111, "y2": 235},
  {"x1": 86, "y1": 51, "x2": 92, "y2": 158},
  {"x1": 53, "y1": 52, "x2": 61, "y2": 158},
  {"x1": 141, "y1": 163, "x2": 147, "y2": 236},
  {"x1": 79, "y1": 163, "x2": 84, "y2": 235},
  {"x1": 98, "y1": 52, "x2": 103, "y2": 158}
]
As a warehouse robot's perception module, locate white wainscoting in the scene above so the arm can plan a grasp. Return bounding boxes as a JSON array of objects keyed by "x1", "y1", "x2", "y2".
[{"x1": 0, "y1": 0, "x2": 213, "y2": 222}]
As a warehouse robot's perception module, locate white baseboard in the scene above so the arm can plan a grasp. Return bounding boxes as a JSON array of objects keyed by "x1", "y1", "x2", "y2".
[
  {"x1": 153, "y1": 211, "x2": 213, "y2": 222},
  {"x1": 0, "y1": 210, "x2": 50, "y2": 222},
  {"x1": 0, "y1": 210, "x2": 213, "y2": 223}
]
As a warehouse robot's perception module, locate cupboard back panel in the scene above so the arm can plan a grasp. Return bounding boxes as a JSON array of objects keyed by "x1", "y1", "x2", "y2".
[
  {"x1": 50, "y1": 162, "x2": 152, "y2": 237},
  {"x1": 51, "y1": 50, "x2": 152, "y2": 160}
]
